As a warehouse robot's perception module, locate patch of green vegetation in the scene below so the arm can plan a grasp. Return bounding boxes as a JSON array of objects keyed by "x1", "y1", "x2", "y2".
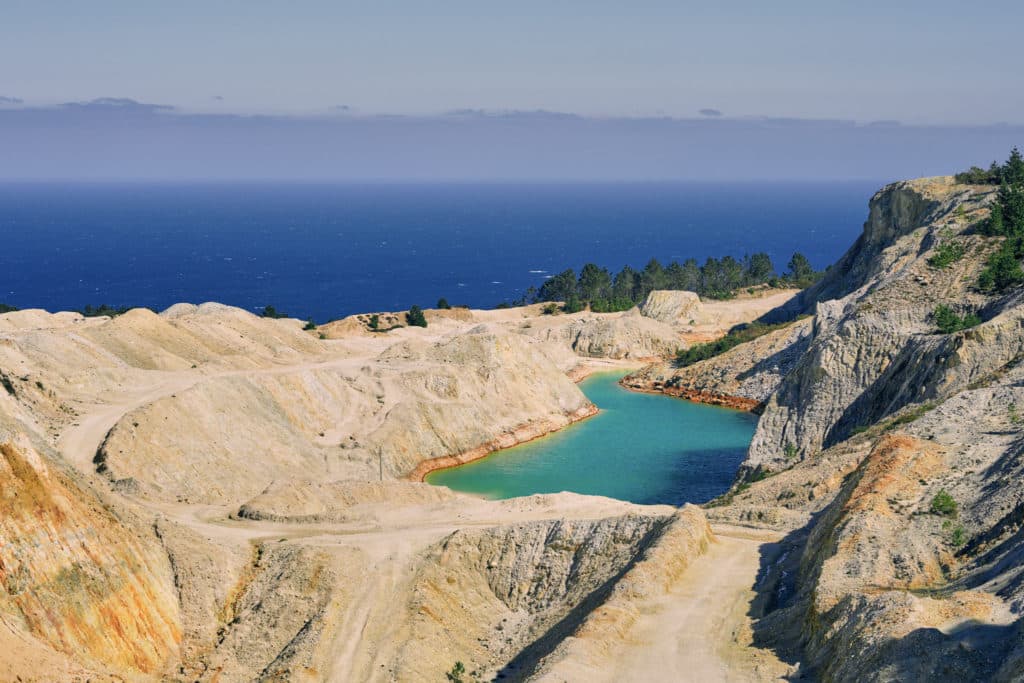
[
  {"x1": 368, "y1": 314, "x2": 380, "y2": 330},
  {"x1": 562, "y1": 293, "x2": 585, "y2": 314},
  {"x1": 784, "y1": 442, "x2": 799, "y2": 460},
  {"x1": 406, "y1": 305, "x2": 428, "y2": 328},
  {"x1": 930, "y1": 489, "x2": 958, "y2": 517},
  {"x1": 446, "y1": 661, "x2": 466, "y2": 683},
  {"x1": 302, "y1": 318, "x2": 316, "y2": 331},
  {"x1": 541, "y1": 303, "x2": 559, "y2": 315},
  {"x1": 927, "y1": 240, "x2": 966, "y2": 269},
  {"x1": 80, "y1": 304, "x2": 140, "y2": 317},
  {"x1": 259, "y1": 305, "x2": 288, "y2": 319},
  {"x1": 674, "y1": 316, "x2": 808, "y2": 368},
  {"x1": 0, "y1": 303, "x2": 17, "y2": 314},
  {"x1": 436, "y1": 297, "x2": 451, "y2": 310},
  {"x1": 978, "y1": 240, "x2": 1024, "y2": 292},
  {"x1": 1010, "y1": 403, "x2": 1023, "y2": 425},
  {"x1": 885, "y1": 402, "x2": 937, "y2": 430},
  {"x1": 933, "y1": 304, "x2": 982, "y2": 334}
]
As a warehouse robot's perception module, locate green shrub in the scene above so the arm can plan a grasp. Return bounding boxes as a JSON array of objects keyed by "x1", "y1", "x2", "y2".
[
  {"x1": 81, "y1": 304, "x2": 133, "y2": 318},
  {"x1": 886, "y1": 402, "x2": 937, "y2": 429},
  {"x1": 562, "y1": 293, "x2": 584, "y2": 314},
  {"x1": 303, "y1": 319, "x2": 317, "y2": 331},
  {"x1": 978, "y1": 240, "x2": 1024, "y2": 292},
  {"x1": 368, "y1": 314, "x2": 380, "y2": 330},
  {"x1": 446, "y1": 661, "x2": 466, "y2": 683},
  {"x1": 541, "y1": 302, "x2": 559, "y2": 315},
  {"x1": 930, "y1": 489, "x2": 958, "y2": 517},
  {"x1": 406, "y1": 305, "x2": 428, "y2": 328},
  {"x1": 933, "y1": 304, "x2": 981, "y2": 334},
  {"x1": 437, "y1": 297, "x2": 451, "y2": 309},
  {"x1": 784, "y1": 443, "x2": 799, "y2": 460},
  {"x1": 589, "y1": 297, "x2": 636, "y2": 313},
  {"x1": 0, "y1": 303, "x2": 17, "y2": 314},
  {"x1": 260, "y1": 305, "x2": 288, "y2": 319},
  {"x1": 927, "y1": 240, "x2": 965, "y2": 269}
]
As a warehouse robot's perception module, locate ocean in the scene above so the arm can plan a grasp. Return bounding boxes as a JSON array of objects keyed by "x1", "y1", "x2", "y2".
[{"x1": 0, "y1": 181, "x2": 879, "y2": 321}]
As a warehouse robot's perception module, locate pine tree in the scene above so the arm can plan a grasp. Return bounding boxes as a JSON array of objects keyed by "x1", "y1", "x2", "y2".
[
  {"x1": 1004, "y1": 147, "x2": 1024, "y2": 186},
  {"x1": 538, "y1": 269, "x2": 577, "y2": 302},
  {"x1": 786, "y1": 252, "x2": 815, "y2": 284},
  {"x1": 406, "y1": 305, "x2": 428, "y2": 327},
  {"x1": 986, "y1": 201, "x2": 1005, "y2": 236},
  {"x1": 577, "y1": 263, "x2": 612, "y2": 302}
]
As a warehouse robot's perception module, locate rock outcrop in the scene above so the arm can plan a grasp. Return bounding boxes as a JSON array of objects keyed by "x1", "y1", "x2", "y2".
[
  {"x1": 520, "y1": 309, "x2": 681, "y2": 360},
  {"x1": 639, "y1": 290, "x2": 703, "y2": 325}
]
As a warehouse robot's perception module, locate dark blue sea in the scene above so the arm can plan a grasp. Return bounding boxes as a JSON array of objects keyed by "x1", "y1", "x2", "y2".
[{"x1": 0, "y1": 182, "x2": 879, "y2": 321}]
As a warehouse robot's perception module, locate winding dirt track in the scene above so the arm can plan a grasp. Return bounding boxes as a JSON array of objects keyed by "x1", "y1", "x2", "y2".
[{"x1": 607, "y1": 530, "x2": 792, "y2": 682}]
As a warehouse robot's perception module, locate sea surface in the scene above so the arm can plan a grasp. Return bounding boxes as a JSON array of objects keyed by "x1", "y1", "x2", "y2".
[
  {"x1": 427, "y1": 371, "x2": 758, "y2": 505},
  {"x1": 0, "y1": 181, "x2": 878, "y2": 321}
]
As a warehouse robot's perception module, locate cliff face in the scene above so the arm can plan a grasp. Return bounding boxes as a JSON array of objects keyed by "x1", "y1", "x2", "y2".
[{"x1": 747, "y1": 177, "x2": 1001, "y2": 473}]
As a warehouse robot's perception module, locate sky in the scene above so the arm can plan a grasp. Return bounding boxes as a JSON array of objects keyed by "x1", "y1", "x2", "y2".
[{"x1": 1, "y1": 1, "x2": 1022, "y2": 180}]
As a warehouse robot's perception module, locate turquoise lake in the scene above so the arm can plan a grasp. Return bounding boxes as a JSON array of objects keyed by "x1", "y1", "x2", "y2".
[{"x1": 427, "y1": 371, "x2": 758, "y2": 505}]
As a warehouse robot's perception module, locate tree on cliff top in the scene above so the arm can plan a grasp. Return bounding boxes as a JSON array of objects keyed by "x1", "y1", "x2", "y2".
[
  {"x1": 786, "y1": 253, "x2": 816, "y2": 287},
  {"x1": 406, "y1": 305, "x2": 427, "y2": 327},
  {"x1": 538, "y1": 268, "x2": 576, "y2": 303}
]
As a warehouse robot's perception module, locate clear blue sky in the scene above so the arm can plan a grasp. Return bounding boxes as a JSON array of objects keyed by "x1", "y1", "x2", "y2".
[{"x1": 2, "y1": 0, "x2": 1023, "y2": 123}]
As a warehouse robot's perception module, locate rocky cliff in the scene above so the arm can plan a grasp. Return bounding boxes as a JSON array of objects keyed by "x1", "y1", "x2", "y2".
[{"x1": 665, "y1": 176, "x2": 1024, "y2": 680}]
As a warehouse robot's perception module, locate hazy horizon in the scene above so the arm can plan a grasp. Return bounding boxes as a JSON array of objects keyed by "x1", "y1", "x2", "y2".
[{"x1": 1, "y1": 101, "x2": 1021, "y2": 182}]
